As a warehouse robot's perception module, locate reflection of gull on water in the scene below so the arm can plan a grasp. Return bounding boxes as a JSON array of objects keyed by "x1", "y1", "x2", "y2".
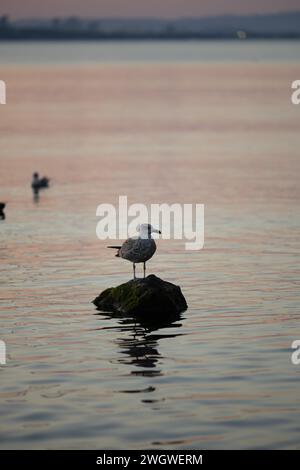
[
  {"x1": 108, "y1": 223, "x2": 161, "y2": 279},
  {"x1": 97, "y1": 313, "x2": 183, "y2": 378}
]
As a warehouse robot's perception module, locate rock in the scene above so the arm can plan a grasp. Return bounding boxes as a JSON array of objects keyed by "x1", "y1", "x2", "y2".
[{"x1": 93, "y1": 274, "x2": 188, "y2": 319}]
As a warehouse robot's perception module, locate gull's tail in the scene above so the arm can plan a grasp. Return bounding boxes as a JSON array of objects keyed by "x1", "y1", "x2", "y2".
[{"x1": 107, "y1": 246, "x2": 121, "y2": 257}]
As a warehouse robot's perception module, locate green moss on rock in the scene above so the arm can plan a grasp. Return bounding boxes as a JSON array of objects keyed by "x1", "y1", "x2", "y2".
[{"x1": 93, "y1": 274, "x2": 188, "y2": 318}]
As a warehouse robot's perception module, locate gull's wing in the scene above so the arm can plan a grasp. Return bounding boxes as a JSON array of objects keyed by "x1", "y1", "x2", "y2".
[
  {"x1": 119, "y1": 237, "x2": 156, "y2": 263},
  {"x1": 119, "y1": 237, "x2": 141, "y2": 260}
]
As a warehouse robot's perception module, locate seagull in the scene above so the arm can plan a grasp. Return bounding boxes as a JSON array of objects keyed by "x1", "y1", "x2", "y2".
[
  {"x1": 31, "y1": 172, "x2": 50, "y2": 195},
  {"x1": 0, "y1": 202, "x2": 6, "y2": 220},
  {"x1": 108, "y1": 224, "x2": 161, "y2": 279}
]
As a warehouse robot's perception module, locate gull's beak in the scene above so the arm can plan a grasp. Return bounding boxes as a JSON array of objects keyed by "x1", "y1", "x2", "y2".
[{"x1": 153, "y1": 229, "x2": 161, "y2": 234}]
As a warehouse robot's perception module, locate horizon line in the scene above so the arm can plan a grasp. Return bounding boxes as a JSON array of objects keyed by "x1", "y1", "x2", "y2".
[{"x1": 3, "y1": 9, "x2": 300, "y2": 22}]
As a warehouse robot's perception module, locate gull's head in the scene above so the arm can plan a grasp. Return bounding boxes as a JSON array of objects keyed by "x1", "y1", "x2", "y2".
[{"x1": 137, "y1": 223, "x2": 161, "y2": 239}]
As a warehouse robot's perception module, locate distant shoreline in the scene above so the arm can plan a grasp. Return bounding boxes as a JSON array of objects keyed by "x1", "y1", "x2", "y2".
[
  {"x1": 1, "y1": 11, "x2": 299, "y2": 41},
  {"x1": 1, "y1": 35, "x2": 300, "y2": 41}
]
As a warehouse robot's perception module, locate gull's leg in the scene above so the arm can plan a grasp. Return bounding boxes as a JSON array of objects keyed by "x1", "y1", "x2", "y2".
[
  {"x1": 143, "y1": 262, "x2": 146, "y2": 279},
  {"x1": 133, "y1": 263, "x2": 136, "y2": 280}
]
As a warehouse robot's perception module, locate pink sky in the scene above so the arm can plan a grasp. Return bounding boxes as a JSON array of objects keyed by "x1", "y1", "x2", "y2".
[{"x1": 1, "y1": 0, "x2": 300, "y2": 19}]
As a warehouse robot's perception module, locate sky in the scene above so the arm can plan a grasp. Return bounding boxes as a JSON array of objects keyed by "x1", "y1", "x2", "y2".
[{"x1": 1, "y1": 0, "x2": 300, "y2": 19}]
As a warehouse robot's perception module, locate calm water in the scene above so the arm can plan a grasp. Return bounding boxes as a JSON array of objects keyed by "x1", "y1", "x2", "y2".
[
  {"x1": 1, "y1": 40, "x2": 300, "y2": 64},
  {"x1": 0, "y1": 41, "x2": 300, "y2": 449}
]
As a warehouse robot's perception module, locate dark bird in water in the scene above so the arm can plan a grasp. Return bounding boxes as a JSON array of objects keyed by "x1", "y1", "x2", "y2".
[
  {"x1": 0, "y1": 202, "x2": 6, "y2": 220},
  {"x1": 108, "y1": 224, "x2": 161, "y2": 279},
  {"x1": 31, "y1": 172, "x2": 50, "y2": 195}
]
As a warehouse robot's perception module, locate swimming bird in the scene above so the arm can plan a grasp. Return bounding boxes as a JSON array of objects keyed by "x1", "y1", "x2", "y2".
[
  {"x1": 108, "y1": 224, "x2": 161, "y2": 279},
  {"x1": 31, "y1": 172, "x2": 50, "y2": 195},
  {"x1": 0, "y1": 202, "x2": 6, "y2": 220}
]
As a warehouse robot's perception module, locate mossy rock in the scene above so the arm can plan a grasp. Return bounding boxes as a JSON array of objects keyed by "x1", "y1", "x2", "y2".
[{"x1": 93, "y1": 274, "x2": 188, "y2": 319}]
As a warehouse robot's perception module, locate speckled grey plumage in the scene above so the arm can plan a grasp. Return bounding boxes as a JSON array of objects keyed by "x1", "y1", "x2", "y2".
[
  {"x1": 107, "y1": 224, "x2": 161, "y2": 278},
  {"x1": 118, "y1": 237, "x2": 157, "y2": 263}
]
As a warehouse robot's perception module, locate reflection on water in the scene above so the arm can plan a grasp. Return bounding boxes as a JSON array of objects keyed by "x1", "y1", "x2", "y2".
[
  {"x1": 33, "y1": 192, "x2": 40, "y2": 204},
  {"x1": 98, "y1": 313, "x2": 183, "y2": 378}
]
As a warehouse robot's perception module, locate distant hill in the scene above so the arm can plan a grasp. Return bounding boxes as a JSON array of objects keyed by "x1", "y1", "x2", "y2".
[{"x1": 1, "y1": 11, "x2": 300, "y2": 40}]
